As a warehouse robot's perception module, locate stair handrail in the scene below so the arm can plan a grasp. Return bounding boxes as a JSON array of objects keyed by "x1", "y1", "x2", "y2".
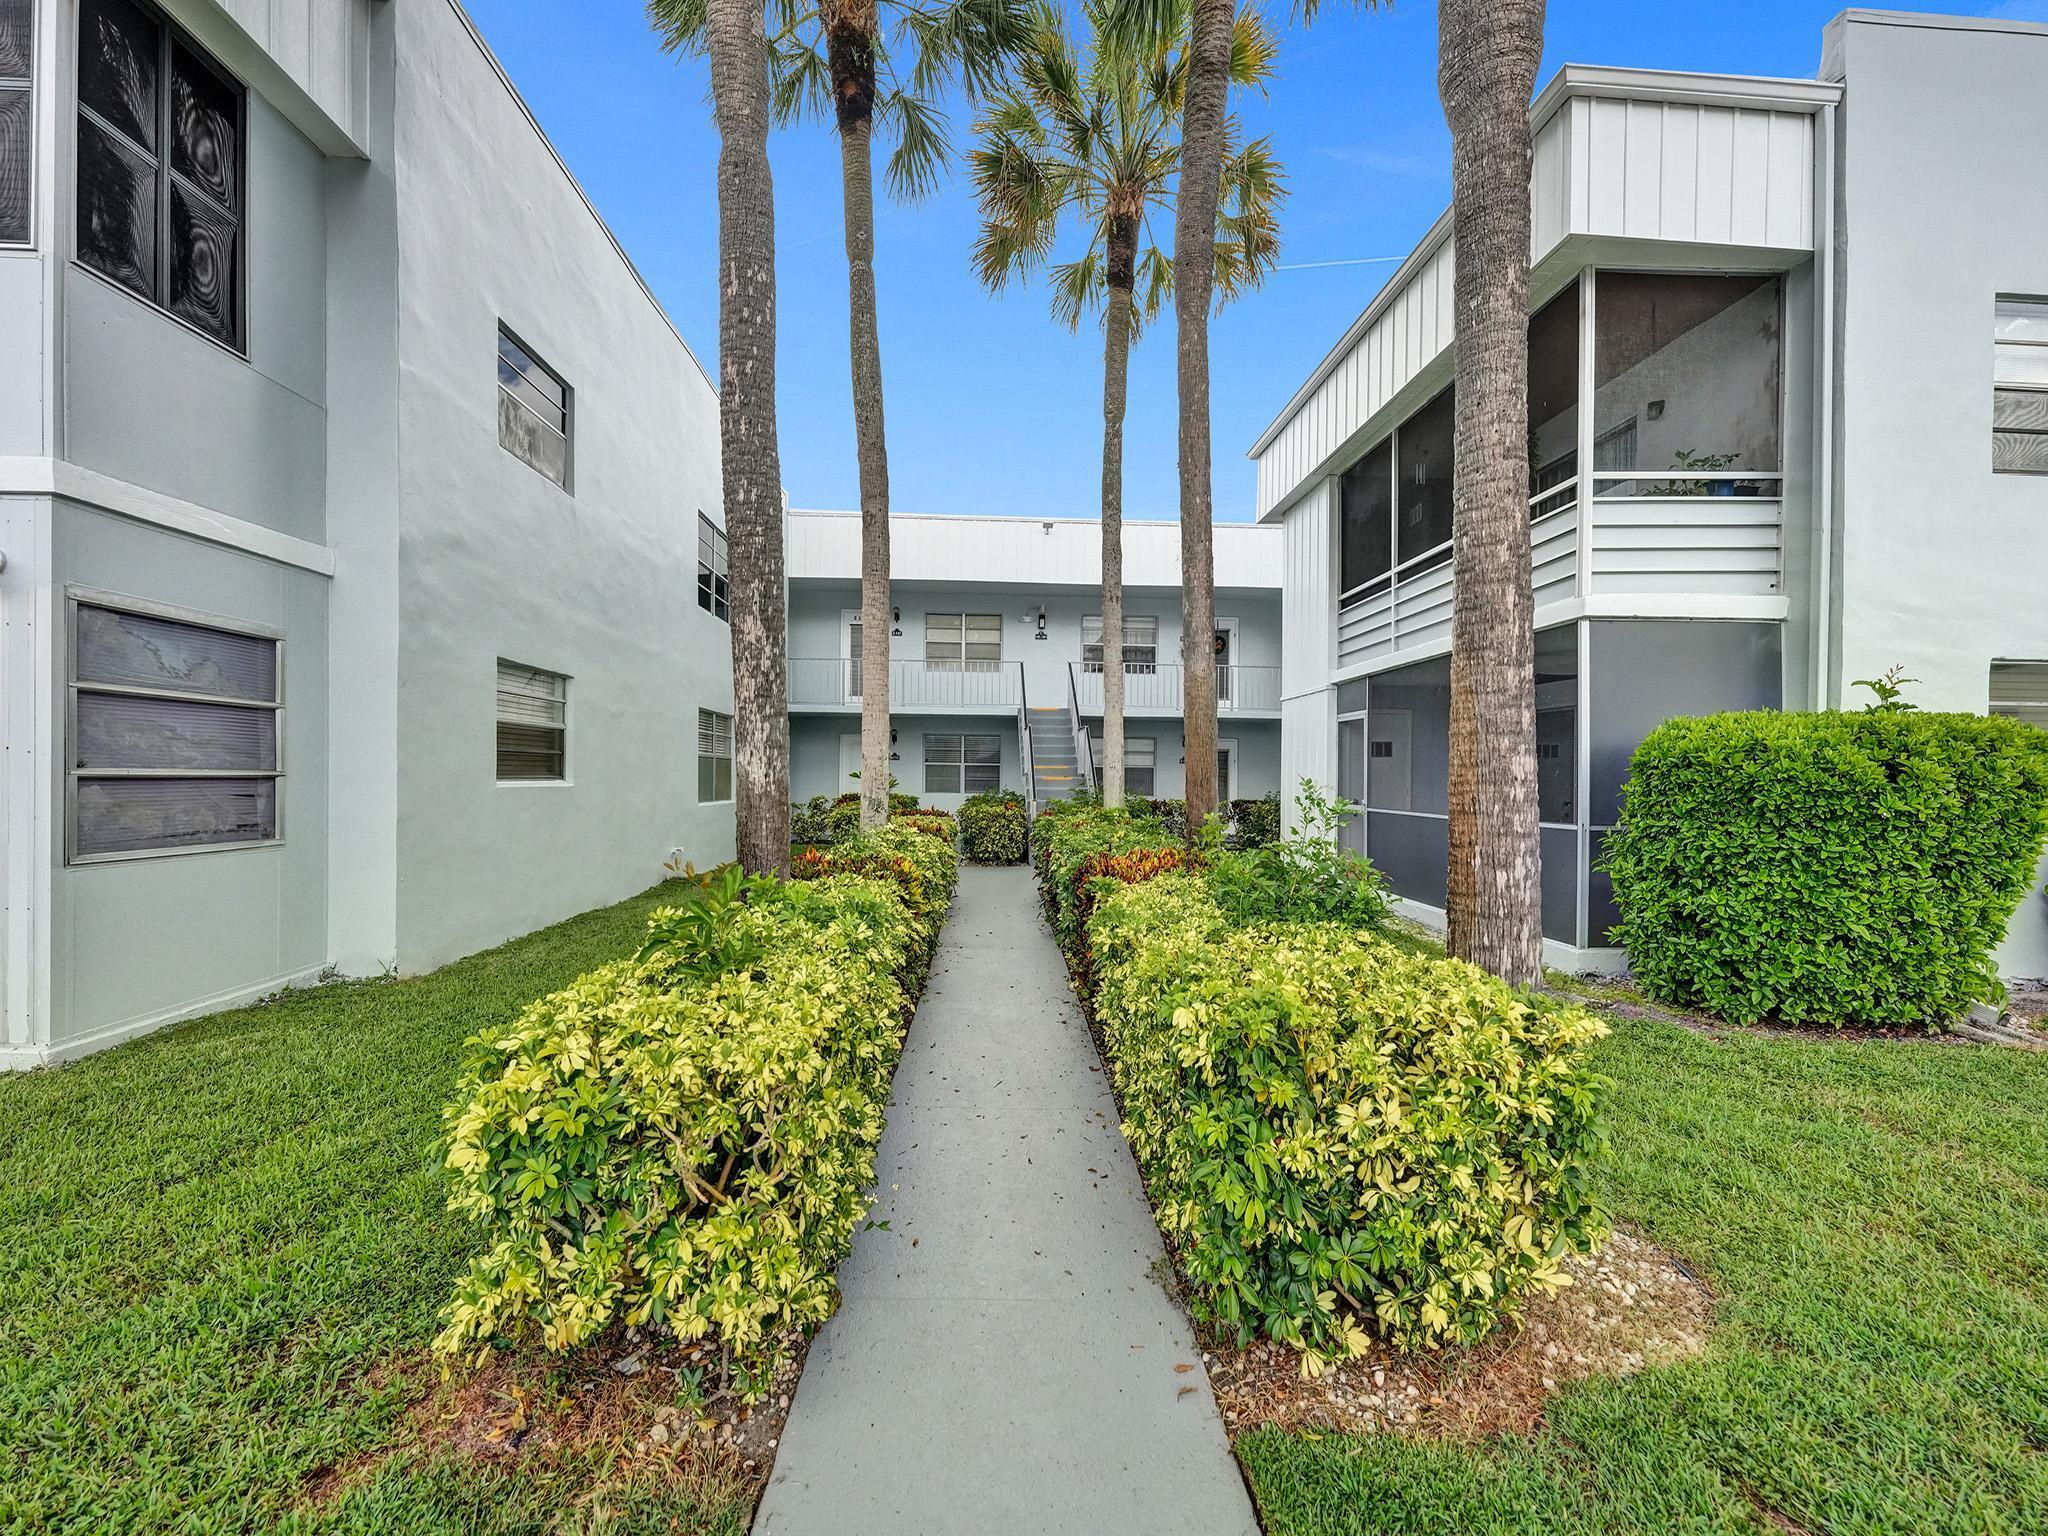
[
  {"x1": 1017, "y1": 665, "x2": 1037, "y2": 812},
  {"x1": 1065, "y1": 662, "x2": 1097, "y2": 792}
]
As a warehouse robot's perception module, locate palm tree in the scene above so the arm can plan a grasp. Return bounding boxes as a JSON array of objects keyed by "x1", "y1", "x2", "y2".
[
  {"x1": 656, "y1": 0, "x2": 1023, "y2": 829},
  {"x1": 652, "y1": 0, "x2": 792, "y2": 876},
  {"x1": 1439, "y1": 0, "x2": 1545, "y2": 983},
  {"x1": 972, "y1": 0, "x2": 1278, "y2": 811}
]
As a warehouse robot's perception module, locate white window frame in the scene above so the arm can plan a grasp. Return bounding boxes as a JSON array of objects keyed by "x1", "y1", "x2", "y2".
[
  {"x1": 696, "y1": 513, "x2": 729, "y2": 620},
  {"x1": 925, "y1": 612, "x2": 1003, "y2": 670},
  {"x1": 65, "y1": 588, "x2": 284, "y2": 865},
  {"x1": 698, "y1": 708, "x2": 735, "y2": 803},
  {"x1": 1082, "y1": 614, "x2": 1159, "y2": 674},
  {"x1": 496, "y1": 659, "x2": 569, "y2": 785},
  {"x1": 1, "y1": 0, "x2": 34, "y2": 249},
  {"x1": 497, "y1": 324, "x2": 572, "y2": 489},
  {"x1": 1124, "y1": 735, "x2": 1157, "y2": 798},
  {"x1": 1994, "y1": 296, "x2": 2048, "y2": 475},
  {"x1": 924, "y1": 731, "x2": 1002, "y2": 795}
]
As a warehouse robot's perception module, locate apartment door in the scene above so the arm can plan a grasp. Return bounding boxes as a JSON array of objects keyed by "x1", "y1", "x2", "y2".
[
  {"x1": 1369, "y1": 709, "x2": 1412, "y2": 811},
  {"x1": 1216, "y1": 740, "x2": 1236, "y2": 801},
  {"x1": 841, "y1": 613, "x2": 863, "y2": 703},
  {"x1": 838, "y1": 734, "x2": 863, "y2": 793},
  {"x1": 1214, "y1": 619, "x2": 1238, "y2": 706}
]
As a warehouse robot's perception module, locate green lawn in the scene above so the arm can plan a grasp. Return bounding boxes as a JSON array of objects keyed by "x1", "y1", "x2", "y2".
[
  {"x1": 0, "y1": 879, "x2": 750, "y2": 1536},
  {"x1": 1241, "y1": 1018, "x2": 2048, "y2": 1535}
]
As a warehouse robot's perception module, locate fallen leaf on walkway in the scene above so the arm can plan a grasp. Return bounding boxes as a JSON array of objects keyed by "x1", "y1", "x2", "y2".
[
  {"x1": 1178, "y1": 1386, "x2": 1196, "y2": 1399},
  {"x1": 1175, "y1": 1363, "x2": 1193, "y2": 1374}
]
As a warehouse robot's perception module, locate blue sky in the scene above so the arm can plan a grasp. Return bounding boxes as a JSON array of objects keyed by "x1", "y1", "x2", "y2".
[{"x1": 464, "y1": 1, "x2": 2043, "y2": 521}]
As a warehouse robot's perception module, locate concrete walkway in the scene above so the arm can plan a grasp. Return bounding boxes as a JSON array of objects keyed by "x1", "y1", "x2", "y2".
[{"x1": 753, "y1": 865, "x2": 1259, "y2": 1536}]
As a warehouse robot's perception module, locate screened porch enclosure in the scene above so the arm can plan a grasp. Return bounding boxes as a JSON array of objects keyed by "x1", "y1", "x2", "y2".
[
  {"x1": 1336, "y1": 270, "x2": 1789, "y2": 671},
  {"x1": 1337, "y1": 618, "x2": 1782, "y2": 952}
]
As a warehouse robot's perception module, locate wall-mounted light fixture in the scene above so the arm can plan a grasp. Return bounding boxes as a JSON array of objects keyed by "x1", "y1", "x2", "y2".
[
  {"x1": 891, "y1": 606, "x2": 902, "y2": 636},
  {"x1": 1035, "y1": 609, "x2": 1048, "y2": 641}
]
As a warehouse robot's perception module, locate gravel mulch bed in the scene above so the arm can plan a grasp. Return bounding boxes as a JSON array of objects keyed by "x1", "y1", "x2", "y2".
[{"x1": 1207, "y1": 1229, "x2": 1712, "y2": 1442}]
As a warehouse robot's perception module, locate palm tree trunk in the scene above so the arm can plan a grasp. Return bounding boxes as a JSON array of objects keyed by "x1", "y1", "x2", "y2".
[
  {"x1": 1174, "y1": 0, "x2": 1231, "y2": 835},
  {"x1": 706, "y1": 0, "x2": 790, "y2": 877},
  {"x1": 1099, "y1": 220, "x2": 1138, "y2": 810},
  {"x1": 1440, "y1": 0, "x2": 1545, "y2": 984},
  {"x1": 832, "y1": 17, "x2": 893, "y2": 829}
]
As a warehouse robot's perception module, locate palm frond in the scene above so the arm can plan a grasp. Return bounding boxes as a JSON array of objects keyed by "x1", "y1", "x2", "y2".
[
  {"x1": 1049, "y1": 253, "x2": 1108, "y2": 331},
  {"x1": 880, "y1": 88, "x2": 953, "y2": 201},
  {"x1": 768, "y1": 35, "x2": 833, "y2": 122}
]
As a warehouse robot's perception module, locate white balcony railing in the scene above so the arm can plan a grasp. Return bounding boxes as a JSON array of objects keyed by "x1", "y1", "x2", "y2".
[
  {"x1": 1336, "y1": 490, "x2": 1783, "y2": 669},
  {"x1": 788, "y1": 658, "x2": 1026, "y2": 711},
  {"x1": 1069, "y1": 662, "x2": 1282, "y2": 716}
]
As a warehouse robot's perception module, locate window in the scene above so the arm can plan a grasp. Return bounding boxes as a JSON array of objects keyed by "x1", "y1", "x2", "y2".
[
  {"x1": 925, "y1": 613, "x2": 1001, "y2": 669},
  {"x1": 697, "y1": 513, "x2": 729, "y2": 620},
  {"x1": 75, "y1": 0, "x2": 243, "y2": 346},
  {"x1": 1991, "y1": 662, "x2": 2048, "y2": 730},
  {"x1": 1527, "y1": 280, "x2": 1581, "y2": 517},
  {"x1": 697, "y1": 709, "x2": 734, "y2": 802},
  {"x1": 1082, "y1": 615, "x2": 1159, "y2": 672},
  {"x1": 1397, "y1": 386, "x2": 1456, "y2": 573},
  {"x1": 1124, "y1": 736, "x2": 1157, "y2": 797},
  {"x1": 68, "y1": 596, "x2": 280, "y2": 860},
  {"x1": 1339, "y1": 438, "x2": 1395, "y2": 599},
  {"x1": 496, "y1": 660, "x2": 567, "y2": 781},
  {"x1": 924, "y1": 732, "x2": 1000, "y2": 795},
  {"x1": 1592, "y1": 272, "x2": 1782, "y2": 496},
  {"x1": 1, "y1": 0, "x2": 32, "y2": 245},
  {"x1": 497, "y1": 327, "x2": 570, "y2": 487},
  {"x1": 1994, "y1": 298, "x2": 2048, "y2": 474}
]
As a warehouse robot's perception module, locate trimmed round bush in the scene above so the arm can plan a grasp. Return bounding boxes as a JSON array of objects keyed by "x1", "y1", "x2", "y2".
[
  {"x1": 1602, "y1": 709, "x2": 2048, "y2": 1026},
  {"x1": 959, "y1": 790, "x2": 1028, "y2": 863},
  {"x1": 1089, "y1": 873, "x2": 1610, "y2": 1363}
]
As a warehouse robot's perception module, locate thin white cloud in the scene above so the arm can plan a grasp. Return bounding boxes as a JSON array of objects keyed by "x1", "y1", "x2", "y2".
[{"x1": 1317, "y1": 143, "x2": 1444, "y2": 178}]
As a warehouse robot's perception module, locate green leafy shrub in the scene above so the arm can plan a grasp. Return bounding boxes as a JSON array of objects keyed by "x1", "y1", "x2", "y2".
[
  {"x1": 797, "y1": 818, "x2": 960, "y2": 941},
  {"x1": 1603, "y1": 710, "x2": 2048, "y2": 1026},
  {"x1": 1205, "y1": 781, "x2": 1388, "y2": 928},
  {"x1": 891, "y1": 808, "x2": 957, "y2": 845},
  {"x1": 1031, "y1": 801, "x2": 1183, "y2": 967},
  {"x1": 1228, "y1": 795, "x2": 1282, "y2": 849},
  {"x1": 823, "y1": 798, "x2": 862, "y2": 845},
  {"x1": 959, "y1": 790, "x2": 1028, "y2": 863},
  {"x1": 436, "y1": 866, "x2": 939, "y2": 1386},
  {"x1": 790, "y1": 795, "x2": 834, "y2": 847},
  {"x1": 1088, "y1": 873, "x2": 1610, "y2": 1365}
]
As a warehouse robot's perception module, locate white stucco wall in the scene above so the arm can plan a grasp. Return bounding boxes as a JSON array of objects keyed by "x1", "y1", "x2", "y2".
[
  {"x1": 386, "y1": 0, "x2": 731, "y2": 972},
  {"x1": 1826, "y1": 11, "x2": 2048, "y2": 977}
]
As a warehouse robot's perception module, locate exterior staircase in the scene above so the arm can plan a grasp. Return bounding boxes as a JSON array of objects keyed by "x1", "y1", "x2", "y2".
[{"x1": 1027, "y1": 706, "x2": 1087, "y2": 804}]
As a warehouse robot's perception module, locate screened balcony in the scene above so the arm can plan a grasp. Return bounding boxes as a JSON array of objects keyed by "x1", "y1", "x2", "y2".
[{"x1": 1336, "y1": 270, "x2": 1787, "y2": 669}]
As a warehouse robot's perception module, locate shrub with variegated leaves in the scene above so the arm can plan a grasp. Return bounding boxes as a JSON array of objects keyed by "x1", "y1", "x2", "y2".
[
  {"x1": 434, "y1": 866, "x2": 941, "y2": 1391},
  {"x1": 1088, "y1": 873, "x2": 1611, "y2": 1367}
]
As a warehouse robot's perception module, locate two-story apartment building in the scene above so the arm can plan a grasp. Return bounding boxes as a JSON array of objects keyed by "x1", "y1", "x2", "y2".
[
  {"x1": 0, "y1": 0, "x2": 733, "y2": 1067},
  {"x1": 1257, "y1": 8, "x2": 2048, "y2": 977},
  {"x1": 785, "y1": 510, "x2": 1282, "y2": 812}
]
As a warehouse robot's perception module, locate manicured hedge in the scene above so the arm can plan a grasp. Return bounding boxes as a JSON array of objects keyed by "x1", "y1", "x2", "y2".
[
  {"x1": 1088, "y1": 874, "x2": 1610, "y2": 1363},
  {"x1": 436, "y1": 820, "x2": 958, "y2": 1385},
  {"x1": 1032, "y1": 801, "x2": 1190, "y2": 970},
  {"x1": 1132, "y1": 795, "x2": 1281, "y2": 847},
  {"x1": 958, "y1": 789, "x2": 1028, "y2": 863},
  {"x1": 1603, "y1": 710, "x2": 2048, "y2": 1026}
]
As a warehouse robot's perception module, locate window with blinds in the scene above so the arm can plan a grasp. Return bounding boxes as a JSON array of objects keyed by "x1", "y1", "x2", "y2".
[
  {"x1": 1123, "y1": 736, "x2": 1157, "y2": 797},
  {"x1": 697, "y1": 513, "x2": 729, "y2": 620},
  {"x1": 69, "y1": 597, "x2": 281, "y2": 860},
  {"x1": 1082, "y1": 615, "x2": 1159, "y2": 673},
  {"x1": 497, "y1": 660, "x2": 567, "y2": 781},
  {"x1": 1994, "y1": 298, "x2": 2048, "y2": 474},
  {"x1": 1991, "y1": 661, "x2": 2048, "y2": 731},
  {"x1": 76, "y1": 0, "x2": 244, "y2": 346},
  {"x1": 925, "y1": 613, "x2": 1001, "y2": 669},
  {"x1": 1, "y1": 0, "x2": 32, "y2": 246},
  {"x1": 924, "y1": 732, "x2": 1000, "y2": 795},
  {"x1": 497, "y1": 326, "x2": 570, "y2": 487},
  {"x1": 697, "y1": 709, "x2": 734, "y2": 802}
]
